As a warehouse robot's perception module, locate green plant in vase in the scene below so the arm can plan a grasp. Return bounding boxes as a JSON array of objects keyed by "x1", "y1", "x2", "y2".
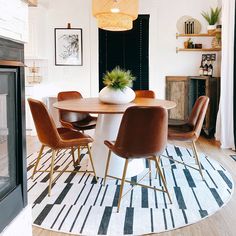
[
  {"x1": 103, "y1": 66, "x2": 135, "y2": 90},
  {"x1": 201, "y1": 7, "x2": 221, "y2": 34},
  {"x1": 99, "y1": 67, "x2": 136, "y2": 104}
]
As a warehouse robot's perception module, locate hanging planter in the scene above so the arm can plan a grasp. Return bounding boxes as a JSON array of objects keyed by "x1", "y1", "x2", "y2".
[{"x1": 99, "y1": 66, "x2": 136, "y2": 104}]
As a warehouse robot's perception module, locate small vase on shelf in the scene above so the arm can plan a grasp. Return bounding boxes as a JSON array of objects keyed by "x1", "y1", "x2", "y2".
[{"x1": 207, "y1": 25, "x2": 216, "y2": 35}]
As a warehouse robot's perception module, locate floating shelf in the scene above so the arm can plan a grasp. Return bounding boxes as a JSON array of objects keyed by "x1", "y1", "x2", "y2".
[
  {"x1": 176, "y1": 47, "x2": 221, "y2": 53},
  {"x1": 176, "y1": 33, "x2": 216, "y2": 39}
]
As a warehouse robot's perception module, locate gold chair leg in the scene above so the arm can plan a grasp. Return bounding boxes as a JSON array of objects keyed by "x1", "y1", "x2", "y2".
[
  {"x1": 192, "y1": 141, "x2": 204, "y2": 180},
  {"x1": 31, "y1": 145, "x2": 44, "y2": 179},
  {"x1": 117, "y1": 159, "x2": 129, "y2": 213},
  {"x1": 48, "y1": 149, "x2": 56, "y2": 196},
  {"x1": 77, "y1": 146, "x2": 81, "y2": 165},
  {"x1": 87, "y1": 144, "x2": 97, "y2": 182},
  {"x1": 148, "y1": 159, "x2": 152, "y2": 180},
  {"x1": 103, "y1": 150, "x2": 112, "y2": 186},
  {"x1": 155, "y1": 156, "x2": 160, "y2": 179},
  {"x1": 71, "y1": 146, "x2": 76, "y2": 167},
  {"x1": 155, "y1": 156, "x2": 172, "y2": 204}
]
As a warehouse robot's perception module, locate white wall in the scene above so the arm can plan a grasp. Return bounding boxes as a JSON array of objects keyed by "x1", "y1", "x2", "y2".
[
  {"x1": 0, "y1": 0, "x2": 28, "y2": 43},
  {"x1": 27, "y1": 0, "x2": 220, "y2": 99}
]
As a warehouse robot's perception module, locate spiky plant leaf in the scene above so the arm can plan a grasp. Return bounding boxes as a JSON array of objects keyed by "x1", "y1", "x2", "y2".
[
  {"x1": 103, "y1": 66, "x2": 136, "y2": 90},
  {"x1": 201, "y1": 7, "x2": 221, "y2": 25}
]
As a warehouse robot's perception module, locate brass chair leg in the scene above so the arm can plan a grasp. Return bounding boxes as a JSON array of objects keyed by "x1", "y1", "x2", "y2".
[
  {"x1": 31, "y1": 145, "x2": 44, "y2": 179},
  {"x1": 148, "y1": 159, "x2": 152, "y2": 180},
  {"x1": 117, "y1": 159, "x2": 129, "y2": 213},
  {"x1": 87, "y1": 144, "x2": 97, "y2": 182},
  {"x1": 77, "y1": 146, "x2": 81, "y2": 165},
  {"x1": 48, "y1": 149, "x2": 56, "y2": 196},
  {"x1": 155, "y1": 156, "x2": 172, "y2": 204},
  {"x1": 71, "y1": 146, "x2": 76, "y2": 167},
  {"x1": 103, "y1": 150, "x2": 112, "y2": 186},
  {"x1": 192, "y1": 141, "x2": 204, "y2": 180},
  {"x1": 155, "y1": 156, "x2": 160, "y2": 179}
]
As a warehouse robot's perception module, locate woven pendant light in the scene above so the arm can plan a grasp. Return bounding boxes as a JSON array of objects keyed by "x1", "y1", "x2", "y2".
[{"x1": 92, "y1": 0, "x2": 139, "y2": 31}]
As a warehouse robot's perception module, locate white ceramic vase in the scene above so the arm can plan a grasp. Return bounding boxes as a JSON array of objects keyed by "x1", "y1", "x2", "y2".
[
  {"x1": 99, "y1": 86, "x2": 135, "y2": 104},
  {"x1": 207, "y1": 25, "x2": 216, "y2": 34}
]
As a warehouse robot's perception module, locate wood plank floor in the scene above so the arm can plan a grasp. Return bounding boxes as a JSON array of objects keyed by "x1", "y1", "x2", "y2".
[{"x1": 27, "y1": 136, "x2": 236, "y2": 236}]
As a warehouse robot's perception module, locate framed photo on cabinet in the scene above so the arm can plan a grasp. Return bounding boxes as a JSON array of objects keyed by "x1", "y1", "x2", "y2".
[{"x1": 55, "y1": 28, "x2": 83, "y2": 66}]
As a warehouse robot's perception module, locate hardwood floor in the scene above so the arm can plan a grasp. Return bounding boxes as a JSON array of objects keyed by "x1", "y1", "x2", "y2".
[{"x1": 28, "y1": 136, "x2": 236, "y2": 236}]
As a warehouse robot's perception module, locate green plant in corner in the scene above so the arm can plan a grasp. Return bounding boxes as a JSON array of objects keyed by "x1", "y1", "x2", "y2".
[
  {"x1": 103, "y1": 66, "x2": 136, "y2": 90},
  {"x1": 201, "y1": 7, "x2": 221, "y2": 25}
]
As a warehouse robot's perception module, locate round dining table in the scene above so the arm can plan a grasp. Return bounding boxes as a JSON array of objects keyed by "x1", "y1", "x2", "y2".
[{"x1": 54, "y1": 97, "x2": 176, "y2": 178}]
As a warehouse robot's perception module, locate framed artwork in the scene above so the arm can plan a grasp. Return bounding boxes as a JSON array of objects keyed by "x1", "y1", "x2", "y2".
[{"x1": 55, "y1": 28, "x2": 83, "y2": 66}]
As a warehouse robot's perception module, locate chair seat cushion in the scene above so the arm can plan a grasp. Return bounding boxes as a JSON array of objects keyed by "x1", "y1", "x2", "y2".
[
  {"x1": 71, "y1": 116, "x2": 97, "y2": 130},
  {"x1": 168, "y1": 123, "x2": 197, "y2": 141},
  {"x1": 57, "y1": 127, "x2": 93, "y2": 148}
]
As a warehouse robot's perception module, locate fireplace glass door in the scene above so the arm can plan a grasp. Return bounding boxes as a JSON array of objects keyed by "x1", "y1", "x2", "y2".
[{"x1": 0, "y1": 69, "x2": 17, "y2": 201}]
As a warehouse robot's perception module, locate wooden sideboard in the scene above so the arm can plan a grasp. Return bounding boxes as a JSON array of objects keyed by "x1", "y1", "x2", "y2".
[{"x1": 166, "y1": 76, "x2": 220, "y2": 137}]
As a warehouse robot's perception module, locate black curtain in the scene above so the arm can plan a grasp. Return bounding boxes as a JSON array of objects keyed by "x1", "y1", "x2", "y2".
[
  {"x1": 99, "y1": 15, "x2": 149, "y2": 91},
  {"x1": 234, "y1": 7, "x2": 236, "y2": 148}
]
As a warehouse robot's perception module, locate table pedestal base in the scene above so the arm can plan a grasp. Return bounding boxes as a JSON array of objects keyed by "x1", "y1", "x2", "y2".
[{"x1": 89, "y1": 114, "x2": 145, "y2": 178}]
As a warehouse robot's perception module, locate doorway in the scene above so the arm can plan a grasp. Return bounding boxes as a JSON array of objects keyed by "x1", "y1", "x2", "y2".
[{"x1": 99, "y1": 15, "x2": 150, "y2": 91}]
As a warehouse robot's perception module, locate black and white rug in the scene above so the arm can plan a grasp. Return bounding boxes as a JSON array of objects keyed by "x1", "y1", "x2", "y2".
[{"x1": 27, "y1": 144, "x2": 234, "y2": 236}]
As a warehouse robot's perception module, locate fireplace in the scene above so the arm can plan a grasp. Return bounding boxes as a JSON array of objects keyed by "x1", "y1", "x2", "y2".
[{"x1": 0, "y1": 38, "x2": 27, "y2": 232}]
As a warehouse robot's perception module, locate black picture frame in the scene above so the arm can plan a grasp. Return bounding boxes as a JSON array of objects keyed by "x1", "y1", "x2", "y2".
[{"x1": 55, "y1": 28, "x2": 83, "y2": 66}]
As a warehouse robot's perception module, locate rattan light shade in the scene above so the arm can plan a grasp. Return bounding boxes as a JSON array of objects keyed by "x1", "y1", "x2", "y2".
[{"x1": 92, "y1": 0, "x2": 139, "y2": 31}]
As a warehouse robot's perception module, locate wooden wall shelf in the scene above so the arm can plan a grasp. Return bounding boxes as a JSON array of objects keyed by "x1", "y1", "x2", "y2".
[
  {"x1": 176, "y1": 33, "x2": 216, "y2": 39},
  {"x1": 176, "y1": 47, "x2": 221, "y2": 53}
]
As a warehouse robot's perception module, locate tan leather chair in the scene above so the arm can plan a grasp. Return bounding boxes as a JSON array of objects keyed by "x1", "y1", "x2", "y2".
[
  {"x1": 135, "y1": 90, "x2": 156, "y2": 98},
  {"x1": 28, "y1": 98, "x2": 97, "y2": 196},
  {"x1": 103, "y1": 106, "x2": 171, "y2": 212},
  {"x1": 168, "y1": 96, "x2": 209, "y2": 179},
  {"x1": 57, "y1": 91, "x2": 97, "y2": 131},
  {"x1": 57, "y1": 91, "x2": 97, "y2": 164}
]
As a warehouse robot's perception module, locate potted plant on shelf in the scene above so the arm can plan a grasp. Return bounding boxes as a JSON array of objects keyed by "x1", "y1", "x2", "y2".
[
  {"x1": 201, "y1": 7, "x2": 221, "y2": 34},
  {"x1": 99, "y1": 66, "x2": 136, "y2": 104}
]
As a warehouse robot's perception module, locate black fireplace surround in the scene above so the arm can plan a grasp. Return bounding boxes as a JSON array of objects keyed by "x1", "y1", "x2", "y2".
[{"x1": 0, "y1": 38, "x2": 27, "y2": 232}]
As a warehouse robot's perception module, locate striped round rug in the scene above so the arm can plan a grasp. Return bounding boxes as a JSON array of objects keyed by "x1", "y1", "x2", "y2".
[{"x1": 27, "y1": 144, "x2": 234, "y2": 236}]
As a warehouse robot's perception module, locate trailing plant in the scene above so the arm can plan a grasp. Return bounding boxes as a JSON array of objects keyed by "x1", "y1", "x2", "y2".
[
  {"x1": 201, "y1": 7, "x2": 221, "y2": 25},
  {"x1": 103, "y1": 66, "x2": 135, "y2": 90}
]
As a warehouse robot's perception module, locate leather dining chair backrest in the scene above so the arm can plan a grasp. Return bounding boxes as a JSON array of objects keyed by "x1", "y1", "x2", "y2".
[
  {"x1": 135, "y1": 90, "x2": 156, "y2": 98},
  {"x1": 113, "y1": 106, "x2": 168, "y2": 158},
  {"x1": 57, "y1": 91, "x2": 87, "y2": 123},
  {"x1": 28, "y1": 98, "x2": 61, "y2": 148},
  {"x1": 187, "y1": 96, "x2": 209, "y2": 138}
]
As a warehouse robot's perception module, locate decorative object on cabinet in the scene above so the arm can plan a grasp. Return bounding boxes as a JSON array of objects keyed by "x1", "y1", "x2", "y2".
[
  {"x1": 176, "y1": 15, "x2": 201, "y2": 34},
  {"x1": 201, "y1": 7, "x2": 222, "y2": 34},
  {"x1": 166, "y1": 76, "x2": 220, "y2": 137},
  {"x1": 99, "y1": 66, "x2": 136, "y2": 104},
  {"x1": 55, "y1": 28, "x2": 83, "y2": 66},
  {"x1": 92, "y1": 0, "x2": 139, "y2": 31},
  {"x1": 26, "y1": 62, "x2": 42, "y2": 84}
]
